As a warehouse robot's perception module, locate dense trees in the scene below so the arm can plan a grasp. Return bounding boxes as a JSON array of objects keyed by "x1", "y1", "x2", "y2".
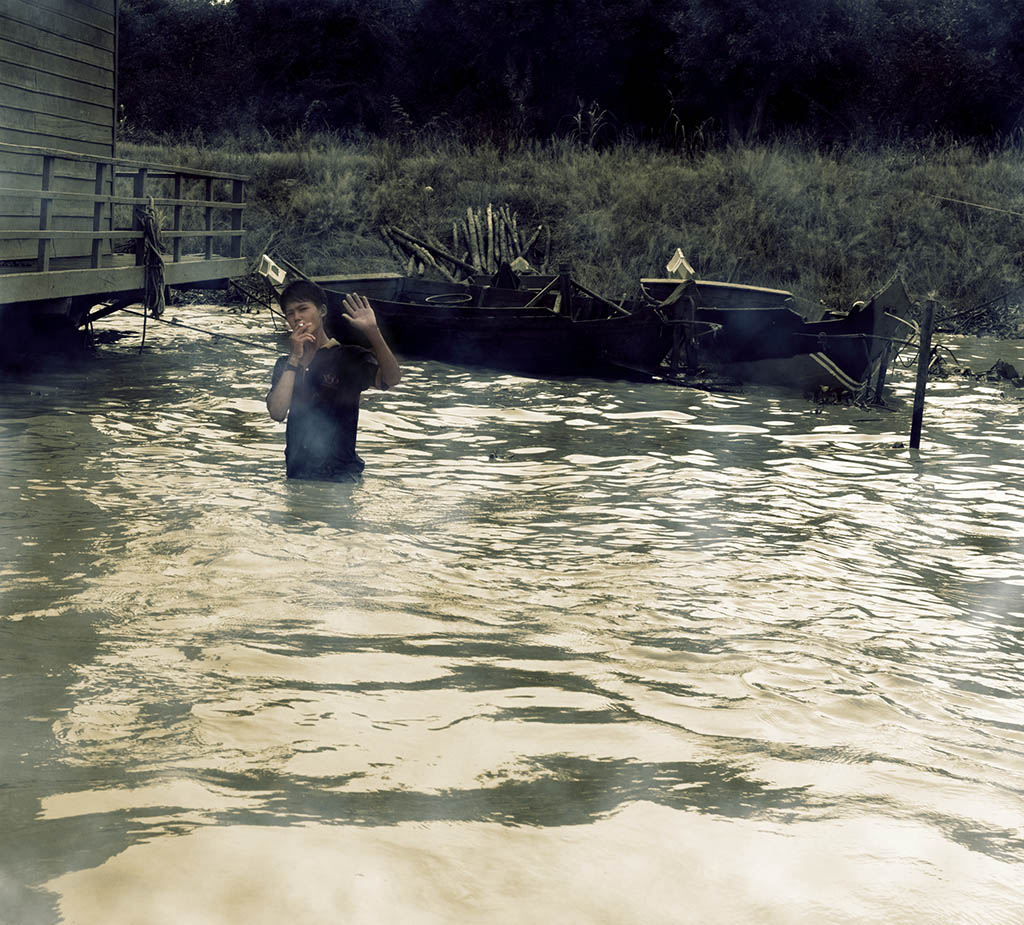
[{"x1": 118, "y1": 0, "x2": 1024, "y2": 145}]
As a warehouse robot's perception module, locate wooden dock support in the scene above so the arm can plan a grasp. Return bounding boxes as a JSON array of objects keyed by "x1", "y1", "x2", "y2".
[
  {"x1": 909, "y1": 299, "x2": 936, "y2": 450},
  {"x1": 558, "y1": 263, "x2": 572, "y2": 317}
]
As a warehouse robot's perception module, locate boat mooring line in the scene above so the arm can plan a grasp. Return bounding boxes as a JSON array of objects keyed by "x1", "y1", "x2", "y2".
[
  {"x1": 793, "y1": 331, "x2": 917, "y2": 348},
  {"x1": 111, "y1": 307, "x2": 277, "y2": 352}
]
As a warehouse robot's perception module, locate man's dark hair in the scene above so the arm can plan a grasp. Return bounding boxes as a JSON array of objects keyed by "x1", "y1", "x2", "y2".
[{"x1": 278, "y1": 279, "x2": 327, "y2": 311}]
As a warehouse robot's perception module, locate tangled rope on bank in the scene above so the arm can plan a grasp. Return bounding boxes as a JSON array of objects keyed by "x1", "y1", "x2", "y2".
[{"x1": 134, "y1": 198, "x2": 166, "y2": 352}]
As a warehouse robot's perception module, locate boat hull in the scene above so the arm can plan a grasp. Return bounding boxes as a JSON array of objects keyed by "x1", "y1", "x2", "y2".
[
  {"x1": 317, "y1": 275, "x2": 673, "y2": 378},
  {"x1": 641, "y1": 276, "x2": 911, "y2": 392}
]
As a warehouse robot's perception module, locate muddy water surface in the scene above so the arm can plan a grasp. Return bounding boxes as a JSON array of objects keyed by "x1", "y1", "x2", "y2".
[{"x1": 2, "y1": 308, "x2": 1023, "y2": 924}]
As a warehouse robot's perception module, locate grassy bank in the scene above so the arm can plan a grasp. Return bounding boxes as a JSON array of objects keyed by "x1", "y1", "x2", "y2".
[{"x1": 122, "y1": 133, "x2": 1024, "y2": 333}]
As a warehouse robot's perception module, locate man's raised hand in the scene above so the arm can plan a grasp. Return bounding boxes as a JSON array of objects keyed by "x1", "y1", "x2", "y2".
[{"x1": 341, "y1": 293, "x2": 379, "y2": 334}]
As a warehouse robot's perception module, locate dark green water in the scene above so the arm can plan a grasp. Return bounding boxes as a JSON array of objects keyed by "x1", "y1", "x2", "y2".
[{"x1": 2, "y1": 306, "x2": 1023, "y2": 924}]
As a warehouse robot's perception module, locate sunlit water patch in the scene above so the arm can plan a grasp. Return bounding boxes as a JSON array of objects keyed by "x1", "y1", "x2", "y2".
[{"x1": 1, "y1": 307, "x2": 1023, "y2": 924}]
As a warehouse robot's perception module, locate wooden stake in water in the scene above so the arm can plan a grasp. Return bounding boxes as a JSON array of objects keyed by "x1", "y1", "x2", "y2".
[{"x1": 909, "y1": 299, "x2": 936, "y2": 449}]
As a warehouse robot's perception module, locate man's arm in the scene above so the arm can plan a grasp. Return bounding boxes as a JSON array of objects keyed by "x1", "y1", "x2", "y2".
[
  {"x1": 267, "y1": 362, "x2": 299, "y2": 421},
  {"x1": 342, "y1": 293, "x2": 402, "y2": 389},
  {"x1": 366, "y1": 327, "x2": 402, "y2": 390},
  {"x1": 267, "y1": 318, "x2": 317, "y2": 420}
]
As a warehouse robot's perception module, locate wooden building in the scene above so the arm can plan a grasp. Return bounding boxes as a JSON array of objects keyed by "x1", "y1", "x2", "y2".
[{"x1": 0, "y1": 0, "x2": 248, "y2": 331}]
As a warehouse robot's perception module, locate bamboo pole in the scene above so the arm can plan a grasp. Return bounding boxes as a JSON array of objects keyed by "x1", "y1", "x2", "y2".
[
  {"x1": 388, "y1": 225, "x2": 475, "y2": 278},
  {"x1": 408, "y1": 241, "x2": 458, "y2": 282},
  {"x1": 380, "y1": 228, "x2": 402, "y2": 262},
  {"x1": 522, "y1": 224, "x2": 543, "y2": 257},
  {"x1": 497, "y1": 209, "x2": 510, "y2": 265},
  {"x1": 476, "y1": 208, "x2": 486, "y2": 271},
  {"x1": 467, "y1": 208, "x2": 482, "y2": 271},
  {"x1": 486, "y1": 203, "x2": 494, "y2": 272},
  {"x1": 505, "y1": 213, "x2": 516, "y2": 261},
  {"x1": 909, "y1": 299, "x2": 936, "y2": 450}
]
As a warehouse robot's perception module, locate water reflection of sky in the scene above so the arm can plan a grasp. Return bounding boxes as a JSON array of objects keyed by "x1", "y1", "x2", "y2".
[{"x1": 1, "y1": 309, "x2": 1023, "y2": 924}]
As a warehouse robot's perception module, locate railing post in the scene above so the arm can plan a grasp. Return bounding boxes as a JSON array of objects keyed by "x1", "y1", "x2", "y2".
[
  {"x1": 91, "y1": 161, "x2": 107, "y2": 269},
  {"x1": 204, "y1": 177, "x2": 214, "y2": 260},
  {"x1": 133, "y1": 167, "x2": 148, "y2": 265},
  {"x1": 172, "y1": 174, "x2": 182, "y2": 263},
  {"x1": 230, "y1": 178, "x2": 245, "y2": 259},
  {"x1": 37, "y1": 154, "x2": 54, "y2": 271}
]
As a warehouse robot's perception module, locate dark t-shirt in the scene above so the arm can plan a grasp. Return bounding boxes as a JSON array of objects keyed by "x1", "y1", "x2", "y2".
[{"x1": 270, "y1": 343, "x2": 379, "y2": 480}]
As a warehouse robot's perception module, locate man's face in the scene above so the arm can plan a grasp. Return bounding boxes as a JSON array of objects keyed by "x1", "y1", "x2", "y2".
[{"x1": 283, "y1": 299, "x2": 323, "y2": 336}]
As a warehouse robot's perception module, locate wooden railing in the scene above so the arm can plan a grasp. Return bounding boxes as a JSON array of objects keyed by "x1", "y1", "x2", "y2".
[{"x1": 0, "y1": 141, "x2": 247, "y2": 274}]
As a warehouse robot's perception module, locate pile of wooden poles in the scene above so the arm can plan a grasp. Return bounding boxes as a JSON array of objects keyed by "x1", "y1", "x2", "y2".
[{"x1": 380, "y1": 204, "x2": 548, "y2": 281}]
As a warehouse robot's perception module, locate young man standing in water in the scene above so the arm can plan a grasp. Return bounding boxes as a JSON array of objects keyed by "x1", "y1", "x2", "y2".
[{"x1": 266, "y1": 280, "x2": 401, "y2": 480}]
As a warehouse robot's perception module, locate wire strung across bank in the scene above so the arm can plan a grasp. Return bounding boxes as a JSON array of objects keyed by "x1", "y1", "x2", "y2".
[{"x1": 113, "y1": 307, "x2": 278, "y2": 352}]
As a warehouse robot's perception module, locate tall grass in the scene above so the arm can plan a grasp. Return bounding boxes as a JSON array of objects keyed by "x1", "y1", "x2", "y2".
[{"x1": 122, "y1": 132, "x2": 1024, "y2": 331}]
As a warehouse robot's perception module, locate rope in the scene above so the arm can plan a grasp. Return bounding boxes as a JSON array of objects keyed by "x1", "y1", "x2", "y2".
[
  {"x1": 792, "y1": 331, "x2": 917, "y2": 347},
  {"x1": 134, "y1": 198, "x2": 166, "y2": 352},
  {"x1": 929, "y1": 194, "x2": 1024, "y2": 219},
  {"x1": 115, "y1": 307, "x2": 275, "y2": 351},
  {"x1": 937, "y1": 281, "x2": 1024, "y2": 323}
]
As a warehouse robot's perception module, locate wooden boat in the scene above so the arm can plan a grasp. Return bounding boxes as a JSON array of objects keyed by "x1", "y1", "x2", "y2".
[
  {"x1": 639, "y1": 274, "x2": 912, "y2": 394},
  {"x1": 310, "y1": 269, "x2": 675, "y2": 379},
  {"x1": 260, "y1": 255, "x2": 910, "y2": 393}
]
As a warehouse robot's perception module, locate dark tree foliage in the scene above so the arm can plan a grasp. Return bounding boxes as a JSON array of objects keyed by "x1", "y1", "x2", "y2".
[
  {"x1": 117, "y1": 0, "x2": 1024, "y2": 144},
  {"x1": 119, "y1": 0, "x2": 414, "y2": 136},
  {"x1": 119, "y1": 0, "x2": 238, "y2": 133},
  {"x1": 668, "y1": 0, "x2": 1024, "y2": 142},
  {"x1": 406, "y1": 0, "x2": 676, "y2": 141}
]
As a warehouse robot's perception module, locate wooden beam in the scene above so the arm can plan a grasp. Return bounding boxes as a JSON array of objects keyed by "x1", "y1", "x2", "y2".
[
  {"x1": 0, "y1": 141, "x2": 249, "y2": 181},
  {"x1": 230, "y1": 178, "x2": 244, "y2": 259},
  {"x1": 0, "y1": 257, "x2": 249, "y2": 303},
  {"x1": 0, "y1": 186, "x2": 249, "y2": 209},
  {"x1": 90, "y1": 159, "x2": 104, "y2": 267}
]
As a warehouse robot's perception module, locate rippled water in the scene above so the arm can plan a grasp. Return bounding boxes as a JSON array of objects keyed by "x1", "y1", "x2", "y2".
[{"x1": 2, "y1": 305, "x2": 1023, "y2": 924}]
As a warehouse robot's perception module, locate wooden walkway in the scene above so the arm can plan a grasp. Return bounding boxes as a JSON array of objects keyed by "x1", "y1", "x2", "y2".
[{"x1": 0, "y1": 140, "x2": 248, "y2": 305}]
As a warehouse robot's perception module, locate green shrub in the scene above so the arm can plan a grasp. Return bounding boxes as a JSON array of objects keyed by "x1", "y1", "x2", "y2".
[{"x1": 122, "y1": 133, "x2": 1024, "y2": 329}]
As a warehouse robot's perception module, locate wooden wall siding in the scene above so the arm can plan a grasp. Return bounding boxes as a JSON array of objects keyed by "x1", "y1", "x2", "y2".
[
  {"x1": 0, "y1": 0, "x2": 116, "y2": 260},
  {"x1": 0, "y1": 0, "x2": 116, "y2": 152}
]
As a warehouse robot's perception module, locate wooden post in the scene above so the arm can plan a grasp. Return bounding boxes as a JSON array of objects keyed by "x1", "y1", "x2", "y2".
[
  {"x1": 37, "y1": 155, "x2": 54, "y2": 271},
  {"x1": 172, "y1": 174, "x2": 182, "y2": 263},
  {"x1": 909, "y1": 299, "x2": 936, "y2": 450},
  {"x1": 91, "y1": 161, "x2": 106, "y2": 268},
  {"x1": 871, "y1": 341, "x2": 891, "y2": 405},
  {"x1": 230, "y1": 178, "x2": 244, "y2": 259},
  {"x1": 558, "y1": 263, "x2": 573, "y2": 319},
  {"x1": 668, "y1": 326, "x2": 682, "y2": 377},
  {"x1": 204, "y1": 177, "x2": 214, "y2": 260},
  {"x1": 132, "y1": 167, "x2": 147, "y2": 265}
]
